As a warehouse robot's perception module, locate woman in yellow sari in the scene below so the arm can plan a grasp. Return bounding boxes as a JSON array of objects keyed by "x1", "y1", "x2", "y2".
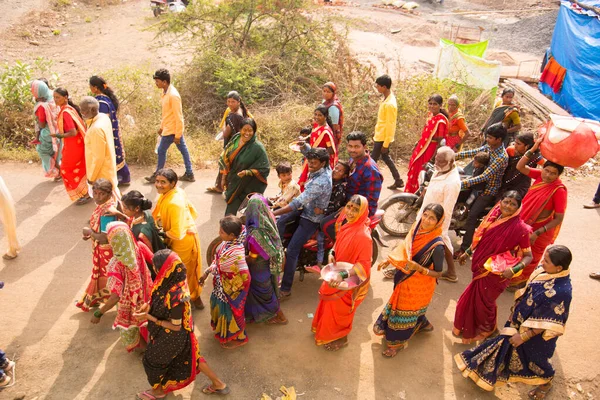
[{"x1": 152, "y1": 168, "x2": 204, "y2": 309}]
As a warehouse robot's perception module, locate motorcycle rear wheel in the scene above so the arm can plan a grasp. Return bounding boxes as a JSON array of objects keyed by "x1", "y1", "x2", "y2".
[{"x1": 380, "y1": 198, "x2": 418, "y2": 237}]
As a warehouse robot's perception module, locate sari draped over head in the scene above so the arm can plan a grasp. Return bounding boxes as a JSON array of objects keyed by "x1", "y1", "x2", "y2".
[
  {"x1": 405, "y1": 112, "x2": 448, "y2": 193},
  {"x1": 455, "y1": 267, "x2": 572, "y2": 391},
  {"x1": 143, "y1": 250, "x2": 204, "y2": 394},
  {"x1": 31, "y1": 80, "x2": 61, "y2": 178},
  {"x1": 322, "y1": 81, "x2": 344, "y2": 144},
  {"x1": 209, "y1": 227, "x2": 251, "y2": 345},
  {"x1": 58, "y1": 104, "x2": 88, "y2": 201},
  {"x1": 96, "y1": 94, "x2": 130, "y2": 184},
  {"x1": 482, "y1": 102, "x2": 520, "y2": 146},
  {"x1": 298, "y1": 124, "x2": 338, "y2": 190},
  {"x1": 76, "y1": 198, "x2": 118, "y2": 311},
  {"x1": 374, "y1": 214, "x2": 444, "y2": 349},
  {"x1": 453, "y1": 203, "x2": 532, "y2": 343},
  {"x1": 447, "y1": 109, "x2": 467, "y2": 150},
  {"x1": 244, "y1": 194, "x2": 284, "y2": 323},
  {"x1": 152, "y1": 187, "x2": 203, "y2": 301},
  {"x1": 312, "y1": 195, "x2": 373, "y2": 345},
  {"x1": 512, "y1": 176, "x2": 567, "y2": 285},
  {"x1": 219, "y1": 132, "x2": 270, "y2": 214},
  {"x1": 106, "y1": 221, "x2": 153, "y2": 352}
]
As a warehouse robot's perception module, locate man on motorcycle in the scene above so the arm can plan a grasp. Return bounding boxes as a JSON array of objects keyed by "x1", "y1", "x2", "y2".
[
  {"x1": 454, "y1": 123, "x2": 508, "y2": 259},
  {"x1": 273, "y1": 148, "x2": 332, "y2": 298},
  {"x1": 416, "y1": 146, "x2": 461, "y2": 282},
  {"x1": 321, "y1": 131, "x2": 383, "y2": 242}
]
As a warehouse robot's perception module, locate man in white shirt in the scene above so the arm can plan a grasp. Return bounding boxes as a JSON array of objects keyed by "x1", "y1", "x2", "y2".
[{"x1": 416, "y1": 146, "x2": 461, "y2": 282}]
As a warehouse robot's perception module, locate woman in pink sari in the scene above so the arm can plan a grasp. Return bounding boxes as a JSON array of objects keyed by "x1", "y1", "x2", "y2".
[
  {"x1": 453, "y1": 191, "x2": 533, "y2": 344},
  {"x1": 404, "y1": 94, "x2": 448, "y2": 193}
]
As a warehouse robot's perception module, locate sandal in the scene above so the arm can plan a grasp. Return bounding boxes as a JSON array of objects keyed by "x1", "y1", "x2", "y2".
[
  {"x1": 75, "y1": 196, "x2": 92, "y2": 206},
  {"x1": 278, "y1": 290, "x2": 291, "y2": 301},
  {"x1": 528, "y1": 383, "x2": 552, "y2": 400},
  {"x1": 206, "y1": 187, "x2": 224, "y2": 194},
  {"x1": 382, "y1": 268, "x2": 396, "y2": 279},
  {"x1": 202, "y1": 384, "x2": 230, "y2": 395},
  {"x1": 304, "y1": 265, "x2": 322, "y2": 274},
  {"x1": 417, "y1": 323, "x2": 434, "y2": 333},
  {"x1": 590, "y1": 272, "x2": 600, "y2": 280},
  {"x1": 136, "y1": 390, "x2": 166, "y2": 400},
  {"x1": 2, "y1": 253, "x2": 17, "y2": 260},
  {"x1": 324, "y1": 340, "x2": 348, "y2": 352},
  {"x1": 439, "y1": 273, "x2": 458, "y2": 283},
  {"x1": 220, "y1": 341, "x2": 247, "y2": 350},
  {"x1": 266, "y1": 315, "x2": 288, "y2": 325}
]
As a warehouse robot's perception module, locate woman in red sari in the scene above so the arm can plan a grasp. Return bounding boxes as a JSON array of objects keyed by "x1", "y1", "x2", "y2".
[
  {"x1": 298, "y1": 105, "x2": 337, "y2": 190},
  {"x1": 312, "y1": 195, "x2": 372, "y2": 351},
  {"x1": 453, "y1": 191, "x2": 533, "y2": 344},
  {"x1": 51, "y1": 88, "x2": 91, "y2": 205},
  {"x1": 511, "y1": 136, "x2": 566, "y2": 287},
  {"x1": 404, "y1": 94, "x2": 449, "y2": 193}
]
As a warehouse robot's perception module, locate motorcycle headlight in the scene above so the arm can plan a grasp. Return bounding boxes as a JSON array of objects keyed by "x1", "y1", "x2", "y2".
[{"x1": 418, "y1": 170, "x2": 426, "y2": 186}]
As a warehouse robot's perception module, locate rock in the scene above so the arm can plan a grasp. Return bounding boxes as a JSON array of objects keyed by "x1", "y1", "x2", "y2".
[
  {"x1": 29, "y1": 40, "x2": 40, "y2": 46},
  {"x1": 28, "y1": 160, "x2": 33, "y2": 164},
  {"x1": 569, "y1": 391, "x2": 578, "y2": 399},
  {"x1": 398, "y1": 390, "x2": 406, "y2": 399},
  {"x1": 334, "y1": 387, "x2": 342, "y2": 392},
  {"x1": 577, "y1": 383, "x2": 584, "y2": 393},
  {"x1": 68, "y1": 60, "x2": 75, "y2": 64}
]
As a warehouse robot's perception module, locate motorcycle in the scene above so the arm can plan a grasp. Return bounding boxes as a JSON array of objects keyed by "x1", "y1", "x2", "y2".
[
  {"x1": 379, "y1": 162, "x2": 488, "y2": 237},
  {"x1": 205, "y1": 196, "x2": 386, "y2": 282},
  {"x1": 151, "y1": 0, "x2": 187, "y2": 17}
]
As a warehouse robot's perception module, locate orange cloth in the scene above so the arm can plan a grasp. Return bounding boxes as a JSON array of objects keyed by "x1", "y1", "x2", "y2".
[
  {"x1": 540, "y1": 57, "x2": 567, "y2": 94},
  {"x1": 311, "y1": 196, "x2": 372, "y2": 345},
  {"x1": 160, "y1": 84, "x2": 184, "y2": 139}
]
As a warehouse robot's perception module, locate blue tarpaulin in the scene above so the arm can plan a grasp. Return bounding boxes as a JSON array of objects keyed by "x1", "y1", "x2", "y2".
[{"x1": 539, "y1": 1, "x2": 600, "y2": 120}]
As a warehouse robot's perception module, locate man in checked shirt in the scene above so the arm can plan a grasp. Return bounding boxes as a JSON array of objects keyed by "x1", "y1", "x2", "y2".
[{"x1": 454, "y1": 123, "x2": 509, "y2": 258}]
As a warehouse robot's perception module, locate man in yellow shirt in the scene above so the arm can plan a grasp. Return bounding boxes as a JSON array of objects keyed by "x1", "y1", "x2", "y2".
[
  {"x1": 372, "y1": 74, "x2": 403, "y2": 190},
  {"x1": 80, "y1": 96, "x2": 120, "y2": 196},
  {"x1": 145, "y1": 69, "x2": 195, "y2": 183}
]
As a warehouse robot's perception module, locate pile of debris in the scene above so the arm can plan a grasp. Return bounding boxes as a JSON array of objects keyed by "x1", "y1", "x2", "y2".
[
  {"x1": 373, "y1": 0, "x2": 420, "y2": 13},
  {"x1": 501, "y1": 78, "x2": 569, "y2": 126}
]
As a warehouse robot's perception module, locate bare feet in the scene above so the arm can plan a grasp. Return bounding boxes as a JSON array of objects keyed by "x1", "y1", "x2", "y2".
[
  {"x1": 194, "y1": 298, "x2": 205, "y2": 310},
  {"x1": 382, "y1": 345, "x2": 404, "y2": 358},
  {"x1": 528, "y1": 383, "x2": 552, "y2": 399},
  {"x1": 324, "y1": 337, "x2": 348, "y2": 351},
  {"x1": 221, "y1": 340, "x2": 247, "y2": 350}
]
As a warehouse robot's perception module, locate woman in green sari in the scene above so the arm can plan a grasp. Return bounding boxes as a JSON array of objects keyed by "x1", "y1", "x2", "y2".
[{"x1": 219, "y1": 118, "x2": 270, "y2": 215}]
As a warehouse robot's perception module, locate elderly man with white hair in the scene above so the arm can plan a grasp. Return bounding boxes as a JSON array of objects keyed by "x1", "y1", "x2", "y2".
[
  {"x1": 416, "y1": 146, "x2": 461, "y2": 282},
  {"x1": 80, "y1": 96, "x2": 119, "y2": 195}
]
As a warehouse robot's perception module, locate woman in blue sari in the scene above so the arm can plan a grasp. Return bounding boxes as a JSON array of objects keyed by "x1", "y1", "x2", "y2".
[
  {"x1": 455, "y1": 245, "x2": 573, "y2": 400},
  {"x1": 89, "y1": 76, "x2": 131, "y2": 186}
]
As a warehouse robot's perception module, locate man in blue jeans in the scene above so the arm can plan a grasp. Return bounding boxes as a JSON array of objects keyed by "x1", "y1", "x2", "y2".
[
  {"x1": 145, "y1": 69, "x2": 195, "y2": 183},
  {"x1": 584, "y1": 182, "x2": 600, "y2": 209},
  {"x1": 274, "y1": 148, "x2": 332, "y2": 299}
]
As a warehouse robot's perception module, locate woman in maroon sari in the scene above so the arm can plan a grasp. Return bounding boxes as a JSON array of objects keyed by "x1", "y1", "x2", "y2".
[
  {"x1": 404, "y1": 94, "x2": 449, "y2": 193},
  {"x1": 321, "y1": 82, "x2": 344, "y2": 146},
  {"x1": 453, "y1": 191, "x2": 533, "y2": 344}
]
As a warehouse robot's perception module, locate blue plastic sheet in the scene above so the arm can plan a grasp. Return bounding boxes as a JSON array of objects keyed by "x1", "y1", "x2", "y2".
[{"x1": 539, "y1": 1, "x2": 600, "y2": 120}]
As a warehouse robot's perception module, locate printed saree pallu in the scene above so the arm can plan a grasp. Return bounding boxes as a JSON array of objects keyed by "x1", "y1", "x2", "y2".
[
  {"x1": 373, "y1": 217, "x2": 444, "y2": 349},
  {"x1": 209, "y1": 231, "x2": 251, "y2": 345},
  {"x1": 455, "y1": 267, "x2": 572, "y2": 391},
  {"x1": 453, "y1": 204, "x2": 531, "y2": 343},
  {"x1": 298, "y1": 124, "x2": 338, "y2": 189},
  {"x1": 76, "y1": 199, "x2": 117, "y2": 311},
  {"x1": 143, "y1": 251, "x2": 204, "y2": 394},
  {"x1": 404, "y1": 113, "x2": 448, "y2": 194},
  {"x1": 312, "y1": 196, "x2": 372, "y2": 345},
  {"x1": 58, "y1": 105, "x2": 88, "y2": 201}
]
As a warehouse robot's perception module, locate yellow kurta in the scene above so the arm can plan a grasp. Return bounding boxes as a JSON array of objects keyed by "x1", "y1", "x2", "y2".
[
  {"x1": 153, "y1": 187, "x2": 203, "y2": 301},
  {"x1": 85, "y1": 113, "x2": 119, "y2": 195}
]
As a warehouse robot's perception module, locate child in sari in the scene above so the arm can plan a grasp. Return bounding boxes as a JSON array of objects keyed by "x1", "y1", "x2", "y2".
[
  {"x1": 76, "y1": 179, "x2": 118, "y2": 311},
  {"x1": 456, "y1": 245, "x2": 573, "y2": 400},
  {"x1": 200, "y1": 216, "x2": 251, "y2": 349}
]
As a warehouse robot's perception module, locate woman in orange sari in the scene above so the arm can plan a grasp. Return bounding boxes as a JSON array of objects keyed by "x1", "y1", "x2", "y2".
[
  {"x1": 511, "y1": 136, "x2": 566, "y2": 287},
  {"x1": 373, "y1": 203, "x2": 445, "y2": 357},
  {"x1": 312, "y1": 195, "x2": 372, "y2": 351},
  {"x1": 446, "y1": 94, "x2": 471, "y2": 152},
  {"x1": 298, "y1": 105, "x2": 338, "y2": 190},
  {"x1": 453, "y1": 191, "x2": 533, "y2": 344},
  {"x1": 404, "y1": 94, "x2": 449, "y2": 193},
  {"x1": 51, "y1": 88, "x2": 91, "y2": 205}
]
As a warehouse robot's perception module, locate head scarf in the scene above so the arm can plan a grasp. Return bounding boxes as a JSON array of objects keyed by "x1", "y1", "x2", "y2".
[
  {"x1": 152, "y1": 249, "x2": 191, "y2": 307},
  {"x1": 245, "y1": 194, "x2": 284, "y2": 275},
  {"x1": 323, "y1": 82, "x2": 340, "y2": 106},
  {"x1": 31, "y1": 80, "x2": 52, "y2": 102},
  {"x1": 107, "y1": 221, "x2": 143, "y2": 269}
]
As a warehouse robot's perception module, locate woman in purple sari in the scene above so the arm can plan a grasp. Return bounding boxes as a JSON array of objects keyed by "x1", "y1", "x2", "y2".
[{"x1": 244, "y1": 194, "x2": 288, "y2": 324}]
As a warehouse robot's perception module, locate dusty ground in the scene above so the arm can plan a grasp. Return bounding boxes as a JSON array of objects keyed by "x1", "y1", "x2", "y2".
[{"x1": 1, "y1": 162, "x2": 600, "y2": 400}]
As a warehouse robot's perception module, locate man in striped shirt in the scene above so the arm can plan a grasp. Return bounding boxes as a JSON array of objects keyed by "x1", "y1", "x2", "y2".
[{"x1": 454, "y1": 123, "x2": 509, "y2": 257}]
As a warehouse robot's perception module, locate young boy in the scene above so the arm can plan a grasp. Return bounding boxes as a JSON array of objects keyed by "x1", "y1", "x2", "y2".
[
  {"x1": 466, "y1": 152, "x2": 490, "y2": 207},
  {"x1": 270, "y1": 162, "x2": 301, "y2": 210},
  {"x1": 308, "y1": 161, "x2": 351, "y2": 273}
]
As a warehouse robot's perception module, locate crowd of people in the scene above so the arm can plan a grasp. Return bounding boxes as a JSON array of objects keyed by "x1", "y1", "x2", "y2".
[{"x1": 0, "y1": 69, "x2": 588, "y2": 399}]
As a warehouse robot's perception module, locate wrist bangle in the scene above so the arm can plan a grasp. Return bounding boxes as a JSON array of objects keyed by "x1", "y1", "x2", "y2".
[
  {"x1": 520, "y1": 331, "x2": 530, "y2": 342},
  {"x1": 339, "y1": 270, "x2": 349, "y2": 279},
  {"x1": 93, "y1": 310, "x2": 103, "y2": 318},
  {"x1": 524, "y1": 150, "x2": 533, "y2": 158},
  {"x1": 465, "y1": 248, "x2": 473, "y2": 257}
]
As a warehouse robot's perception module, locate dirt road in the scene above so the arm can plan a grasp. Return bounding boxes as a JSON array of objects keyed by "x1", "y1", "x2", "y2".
[{"x1": 1, "y1": 162, "x2": 599, "y2": 400}]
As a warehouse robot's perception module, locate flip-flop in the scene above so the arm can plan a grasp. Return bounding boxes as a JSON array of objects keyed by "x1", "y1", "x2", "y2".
[
  {"x1": 75, "y1": 196, "x2": 92, "y2": 206},
  {"x1": 206, "y1": 187, "x2": 224, "y2": 194},
  {"x1": 136, "y1": 390, "x2": 166, "y2": 400},
  {"x1": 590, "y1": 272, "x2": 600, "y2": 280},
  {"x1": 266, "y1": 316, "x2": 289, "y2": 325},
  {"x1": 2, "y1": 253, "x2": 17, "y2": 260},
  {"x1": 439, "y1": 274, "x2": 458, "y2": 283},
  {"x1": 382, "y1": 268, "x2": 396, "y2": 279},
  {"x1": 528, "y1": 384, "x2": 552, "y2": 400},
  {"x1": 202, "y1": 384, "x2": 231, "y2": 395},
  {"x1": 304, "y1": 265, "x2": 322, "y2": 274},
  {"x1": 278, "y1": 291, "x2": 291, "y2": 301}
]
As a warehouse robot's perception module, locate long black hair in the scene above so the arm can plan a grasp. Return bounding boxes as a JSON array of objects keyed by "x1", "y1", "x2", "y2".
[
  {"x1": 227, "y1": 91, "x2": 249, "y2": 118},
  {"x1": 89, "y1": 75, "x2": 120, "y2": 111},
  {"x1": 428, "y1": 94, "x2": 449, "y2": 119},
  {"x1": 54, "y1": 87, "x2": 82, "y2": 118},
  {"x1": 315, "y1": 104, "x2": 333, "y2": 129},
  {"x1": 122, "y1": 190, "x2": 152, "y2": 211}
]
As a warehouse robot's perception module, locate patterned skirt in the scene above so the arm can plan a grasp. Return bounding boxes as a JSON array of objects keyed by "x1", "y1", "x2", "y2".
[
  {"x1": 76, "y1": 243, "x2": 112, "y2": 311},
  {"x1": 245, "y1": 256, "x2": 279, "y2": 323}
]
